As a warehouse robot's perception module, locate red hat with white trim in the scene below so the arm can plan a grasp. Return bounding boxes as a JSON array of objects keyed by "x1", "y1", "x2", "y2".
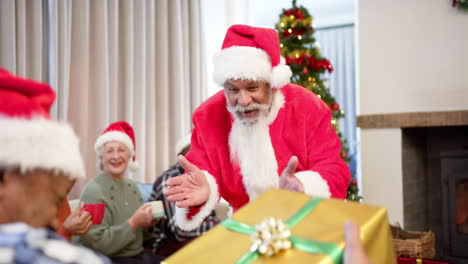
[
  {"x1": 213, "y1": 24, "x2": 292, "y2": 89},
  {"x1": 0, "y1": 68, "x2": 85, "y2": 179},
  {"x1": 94, "y1": 121, "x2": 139, "y2": 171}
]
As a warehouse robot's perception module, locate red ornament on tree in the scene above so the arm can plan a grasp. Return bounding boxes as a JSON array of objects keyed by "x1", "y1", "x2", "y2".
[
  {"x1": 351, "y1": 179, "x2": 357, "y2": 186},
  {"x1": 308, "y1": 57, "x2": 317, "y2": 69},
  {"x1": 332, "y1": 103, "x2": 340, "y2": 111},
  {"x1": 284, "y1": 8, "x2": 305, "y2": 20},
  {"x1": 302, "y1": 67, "x2": 309, "y2": 75},
  {"x1": 341, "y1": 152, "x2": 347, "y2": 158},
  {"x1": 297, "y1": 55, "x2": 305, "y2": 65}
]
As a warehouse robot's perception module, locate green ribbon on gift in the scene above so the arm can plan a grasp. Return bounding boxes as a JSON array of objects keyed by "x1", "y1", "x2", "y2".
[{"x1": 220, "y1": 197, "x2": 343, "y2": 264}]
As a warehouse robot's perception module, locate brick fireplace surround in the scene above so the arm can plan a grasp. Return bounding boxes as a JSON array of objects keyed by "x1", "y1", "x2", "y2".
[{"x1": 358, "y1": 110, "x2": 468, "y2": 262}]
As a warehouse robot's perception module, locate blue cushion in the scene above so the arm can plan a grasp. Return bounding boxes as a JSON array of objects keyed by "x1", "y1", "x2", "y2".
[{"x1": 136, "y1": 182, "x2": 154, "y2": 203}]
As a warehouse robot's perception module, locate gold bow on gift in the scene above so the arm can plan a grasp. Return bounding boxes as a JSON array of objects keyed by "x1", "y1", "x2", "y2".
[{"x1": 250, "y1": 218, "x2": 292, "y2": 256}]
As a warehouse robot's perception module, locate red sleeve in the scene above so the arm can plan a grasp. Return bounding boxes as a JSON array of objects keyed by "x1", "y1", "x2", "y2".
[
  {"x1": 56, "y1": 200, "x2": 72, "y2": 241},
  {"x1": 305, "y1": 105, "x2": 350, "y2": 199}
]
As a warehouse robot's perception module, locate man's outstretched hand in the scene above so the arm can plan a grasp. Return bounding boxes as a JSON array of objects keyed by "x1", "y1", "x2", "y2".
[
  {"x1": 164, "y1": 155, "x2": 210, "y2": 208},
  {"x1": 279, "y1": 156, "x2": 304, "y2": 193}
]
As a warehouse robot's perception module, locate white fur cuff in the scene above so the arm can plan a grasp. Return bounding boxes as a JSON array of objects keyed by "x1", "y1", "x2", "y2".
[
  {"x1": 174, "y1": 170, "x2": 219, "y2": 231},
  {"x1": 295, "y1": 171, "x2": 331, "y2": 198}
]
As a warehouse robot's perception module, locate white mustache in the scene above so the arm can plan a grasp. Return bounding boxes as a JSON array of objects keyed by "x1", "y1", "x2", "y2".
[{"x1": 227, "y1": 102, "x2": 270, "y2": 114}]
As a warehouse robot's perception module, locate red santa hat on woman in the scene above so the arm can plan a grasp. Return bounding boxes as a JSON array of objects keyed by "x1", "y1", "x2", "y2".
[
  {"x1": 213, "y1": 24, "x2": 292, "y2": 89},
  {"x1": 94, "y1": 121, "x2": 139, "y2": 171},
  {"x1": 0, "y1": 68, "x2": 85, "y2": 179}
]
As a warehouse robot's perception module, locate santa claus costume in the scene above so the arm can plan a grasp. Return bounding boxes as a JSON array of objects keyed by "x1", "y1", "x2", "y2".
[{"x1": 176, "y1": 25, "x2": 351, "y2": 231}]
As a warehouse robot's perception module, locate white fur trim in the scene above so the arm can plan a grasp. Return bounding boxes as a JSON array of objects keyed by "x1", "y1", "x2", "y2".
[
  {"x1": 94, "y1": 131, "x2": 135, "y2": 157},
  {"x1": 0, "y1": 119, "x2": 85, "y2": 179},
  {"x1": 280, "y1": 56, "x2": 286, "y2": 65},
  {"x1": 295, "y1": 171, "x2": 331, "y2": 198},
  {"x1": 213, "y1": 46, "x2": 291, "y2": 88},
  {"x1": 213, "y1": 46, "x2": 272, "y2": 86},
  {"x1": 175, "y1": 133, "x2": 192, "y2": 155},
  {"x1": 174, "y1": 170, "x2": 219, "y2": 231}
]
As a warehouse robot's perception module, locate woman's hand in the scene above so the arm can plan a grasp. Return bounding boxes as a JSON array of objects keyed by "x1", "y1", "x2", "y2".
[
  {"x1": 63, "y1": 202, "x2": 93, "y2": 235},
  {"x1": 128, "y1": 203, "x2": 154, "y2": 231}
]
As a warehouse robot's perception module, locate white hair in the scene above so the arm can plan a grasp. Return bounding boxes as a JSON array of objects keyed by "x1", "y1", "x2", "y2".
[{"x1": 95, "y1": 142, "x2": 132, "y2": 172}]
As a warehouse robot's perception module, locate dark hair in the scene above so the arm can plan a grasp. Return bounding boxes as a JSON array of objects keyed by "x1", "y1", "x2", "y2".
[
  {"x1": 0, "y1": 168, "x2": 4, "y2": 183},
  {"x1": 178, "y1": 145, "x2": 191, "y2": 156}
]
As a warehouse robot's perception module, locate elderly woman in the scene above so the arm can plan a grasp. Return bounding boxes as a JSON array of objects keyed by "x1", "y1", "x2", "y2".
[{"x1": 75, "y1": 121, "x2": 162, "y2": 264}]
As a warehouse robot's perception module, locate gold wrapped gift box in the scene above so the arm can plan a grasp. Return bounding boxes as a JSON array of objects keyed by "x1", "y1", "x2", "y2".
[{"x1": 163, "y1": 189, "x2": 396, "y2": 264}]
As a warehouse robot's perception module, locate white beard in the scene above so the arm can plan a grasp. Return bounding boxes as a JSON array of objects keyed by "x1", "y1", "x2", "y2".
[{"x1": 227, "y1": 92, "x2": 285, "y2": 201}]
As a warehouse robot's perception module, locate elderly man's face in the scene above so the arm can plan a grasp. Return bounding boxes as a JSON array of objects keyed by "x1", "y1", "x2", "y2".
[
  {"x1": 101, "y1": 141, "x2": 131, "y2": 179},
  {"x1": 0, "y1": 169, "x2": 74, "y2": 229},
  {"x1": 224, "y1": 79, "x2": 277, "y2": 125}
]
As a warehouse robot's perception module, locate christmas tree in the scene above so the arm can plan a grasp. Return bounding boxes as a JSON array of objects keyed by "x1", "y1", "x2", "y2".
[
  {"x1": 275, "y1": 0, "x2": 361, "y2": 201},
  {"x1": 453, "y1": 0, "x2": 468, "y2": 11}
]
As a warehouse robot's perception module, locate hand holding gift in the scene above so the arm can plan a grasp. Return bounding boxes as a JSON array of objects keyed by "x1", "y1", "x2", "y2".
[{"x1": 344, "y1": 221, "x2": 374, "y2": 264}]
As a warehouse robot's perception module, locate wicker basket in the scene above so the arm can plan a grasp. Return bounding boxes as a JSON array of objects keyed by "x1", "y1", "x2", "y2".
[{"x1": 391, "y1": 225, "x2": 435, "y2": 259}]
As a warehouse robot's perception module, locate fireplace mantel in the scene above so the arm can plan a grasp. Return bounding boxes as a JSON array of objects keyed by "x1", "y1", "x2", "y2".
[{"x1": 357, "y1": 110, "x2": 468, "y2": 128}]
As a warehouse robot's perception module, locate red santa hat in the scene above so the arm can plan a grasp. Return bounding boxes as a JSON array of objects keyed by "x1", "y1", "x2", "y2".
[
  {"x1": 94, "y1": 121, "x2": 139, "y2": 171},
  {"x1": 213, "y1": 24, "x2": 292, "y2": 89},
  {"x1": 0, "y1": 68, "x2": 85, "y2": 179}
]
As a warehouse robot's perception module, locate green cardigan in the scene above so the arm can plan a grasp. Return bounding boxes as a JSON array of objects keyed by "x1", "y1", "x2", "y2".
[{"x1": 74, "y1": 174, "x2": 144, "y2": 258}]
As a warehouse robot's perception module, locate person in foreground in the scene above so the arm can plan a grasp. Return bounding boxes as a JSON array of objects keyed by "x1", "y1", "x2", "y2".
[
  {"x1": 0, "y1": 68, "x2": 110, "y2": 264},
  {"x1": 164, "y1": 24, "x2": 351, "y2": 231},
  {"x1": 75, "y1": 121, "x2": 163, "y2": 264}
]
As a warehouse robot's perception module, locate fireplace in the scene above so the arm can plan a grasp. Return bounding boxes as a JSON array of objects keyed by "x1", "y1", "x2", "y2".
[
  {"x1": 401, "y1": 126, "x2": 468, "y2": 263},
  {"x1": 441, "y1": 150, "x2": 468, "y2": 260},
  {"x1": 357, "y1": 110, "x2": 468, "y2": 262}
]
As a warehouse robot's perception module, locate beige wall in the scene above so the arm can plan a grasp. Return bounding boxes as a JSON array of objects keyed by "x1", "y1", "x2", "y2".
[{"x1": 358, "y1": 0, "x2": 468, "y2": 225}]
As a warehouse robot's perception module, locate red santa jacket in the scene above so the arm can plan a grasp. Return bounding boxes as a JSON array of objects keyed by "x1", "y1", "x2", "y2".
[{"x1": 176, "y1": 83, "x2": 350, "y2": 231}]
